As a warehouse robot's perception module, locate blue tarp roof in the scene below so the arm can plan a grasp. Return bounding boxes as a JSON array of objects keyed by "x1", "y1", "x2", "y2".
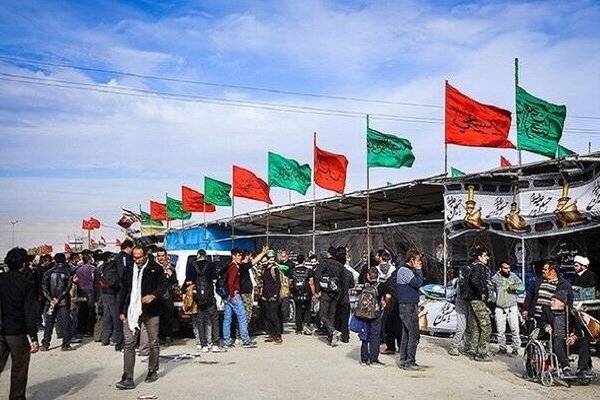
[{"x1": 165, "y1": 227, "x2": 255, "y2": 251}]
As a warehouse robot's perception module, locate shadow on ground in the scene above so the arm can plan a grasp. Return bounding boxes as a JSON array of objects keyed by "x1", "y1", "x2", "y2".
[{"x1": 28, "y1": 367, "x2": 102, "y2": 400}]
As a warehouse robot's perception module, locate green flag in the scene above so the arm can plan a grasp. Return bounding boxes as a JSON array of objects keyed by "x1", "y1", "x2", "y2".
[
  {"x1": 204, "y1": 176, "x2": 232, "y2": 206},
  {"x1": 451, "y1": 167, "x2": 465, "y2": 177},
  {"x1": 367, "y1": 127, "x2": 415, "y2": 168},
  {"x1": 166, "y1": 196, "x2": 192, "y2": 220},
  {"x1": 516, "y1": 86, "x2": 566, "y2": 158},
  {"x1": 557, "y1": 144, "x2": 576, "y2": 158},
  {"x1": 140, "y1": 210, "x2": 163, "y2": 227},
  {"x1": 268, "y1": 152, "x2": 311, "y2": 195}
]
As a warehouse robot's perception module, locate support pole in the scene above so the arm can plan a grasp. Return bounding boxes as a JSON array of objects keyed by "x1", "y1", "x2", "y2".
[
  {"x1": 203, "y1": 208, "x2": 207, "y2": 246},
  {"x1": 312, "y1": 132, "x2": 317, "y2": 255},
  {"x1": 444, "y1": 79, "x2": 449, "y2": 176},
  {"x1": 515, "y1": 58, "x2": 523, "y2": 166},
  {"x1": 521, "y1": 237, "x2": 526, "y2": 282},
  {"x1": 266, "y1": 203, "x2": 270, "y2": 247},
  {"x1": 231, "y1": 196, "x2": 235, "y2": 248},
  {"x1": 443, "y1": 80, "x2": 448, "y2": 286},
  {"x1": 366, "y1": 114, "x2": 372, "y2": 271}
]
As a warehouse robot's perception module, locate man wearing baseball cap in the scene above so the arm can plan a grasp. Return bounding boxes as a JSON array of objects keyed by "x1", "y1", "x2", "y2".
[{"x1": 572, "y1": 255, "x2": 597, "y2": 290}]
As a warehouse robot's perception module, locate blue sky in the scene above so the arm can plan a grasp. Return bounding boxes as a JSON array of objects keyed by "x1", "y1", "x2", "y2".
[{"x1": 0, "y1": 0, "x2": 599, "y2": 256}]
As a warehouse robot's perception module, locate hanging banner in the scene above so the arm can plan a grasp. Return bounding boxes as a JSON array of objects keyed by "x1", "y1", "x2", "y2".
[{"x1": 444, "y1": 167, "x2": 600, "y2": 239}]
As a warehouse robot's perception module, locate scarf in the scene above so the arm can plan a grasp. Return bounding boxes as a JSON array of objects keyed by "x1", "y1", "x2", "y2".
[{"x1": 127, "y1": 261, "x2": 147, "y2": 332}]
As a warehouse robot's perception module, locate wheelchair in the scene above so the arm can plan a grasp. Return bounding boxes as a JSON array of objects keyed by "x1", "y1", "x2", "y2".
[{"x1": 523, "y1": 332, "x2": 596, "y2": 387}]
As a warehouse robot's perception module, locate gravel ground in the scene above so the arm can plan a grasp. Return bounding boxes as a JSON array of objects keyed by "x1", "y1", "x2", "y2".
[{"x1": 1, "y1": 327, "x2": 598, "y2": 400}]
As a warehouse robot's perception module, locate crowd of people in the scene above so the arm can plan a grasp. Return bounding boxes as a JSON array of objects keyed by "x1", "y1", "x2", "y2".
[{"x1": 0, "y1": 241, "x2": 597, "y2": 397}]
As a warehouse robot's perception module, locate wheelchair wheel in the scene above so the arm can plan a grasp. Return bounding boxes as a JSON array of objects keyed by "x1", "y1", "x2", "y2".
[
  {"x1": 524, "y1": 340, "x2": 546, "y2": 381},
  {"x1": 540, "y1": 370, "x2": 554, "y2": 387}
]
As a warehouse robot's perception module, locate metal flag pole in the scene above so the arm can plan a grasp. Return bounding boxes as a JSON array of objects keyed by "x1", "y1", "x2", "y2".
[
  {"x1": 203, "y1": 206, "x2": 207, "y2": 245},
  {"x1": 166, "y1": 193, "x2": 171, "y2": 230},
  {"x1": 443, "y1": 80, "x2": 448, "y2": 287},
  {"x1": 312, "y1": 131, "x2": 317, "y2": 255},
  {"x1": 266, "y1": 203, "x2": 270, "y2": 247},
  {"x1": 231, "y1": 171, "x2": 235, "y2": 248},
  {"x1": 515, "y1": 58, "x2": 526, "y2": 279},
  {"x1": 366, "y1": 115, "x2": 372, "y2": 271},
  {"x1": 289, "y1": 189, "x2": 292, "y2": 206}
]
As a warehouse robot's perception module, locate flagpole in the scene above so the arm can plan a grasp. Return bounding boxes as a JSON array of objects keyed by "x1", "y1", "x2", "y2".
[
  {"x1": 166, "y1": 193, "x2": 171, "y2": 230},
  {"x1": 312, "y1": 131, "x2": 317, "y2": 255},
  {"x1": 87, "y1": 229, "x2": 91, "y2": 250},
  {"x1": 266, "y1": 203, "x2": 270, "y2": 247},
  {"x1": 444, "y1": 79, "x2": 449, "y2": 176},
  {"x1": 231, "y1": 194, "x2": 235, "y2": 249},
  {"x1": 288, "y1": 190, "x2": 292, "y2": 206},
  {"x1": 203, "y1": 208, "x2": 207, "y2": 246},
  {"x1": 515, "y1": 57, "x2": 522, "y2": 166},
  {"x1": 366, "y1": 115, "x2": 372, "y2": 272},
  {"x1": 443, "y1": 80, "x2": 448, "y2": 286}
]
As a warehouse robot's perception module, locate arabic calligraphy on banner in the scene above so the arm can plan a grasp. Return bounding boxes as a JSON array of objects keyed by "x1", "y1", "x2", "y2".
[{"x1": 444, "y1": 169, "x2": 600, "y2": 239}]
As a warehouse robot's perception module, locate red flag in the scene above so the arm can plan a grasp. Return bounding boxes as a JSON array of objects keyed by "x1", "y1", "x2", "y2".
[
  {"x1": 89, "y1": 217, "x2": 101, "y2": 229},
  {"x1": 182, "y1": 185, "x2": 217, "y2": 212},
  {"x1": 445, "y1": 82, "x2": 514, "y2": 148},
  {"x1": 43, "y1": 245, "x2": 53, "y2": 254},
  {"x1": 314, "y1": 145, "x2": 348, "y2": 194},
  {"x1": 232, "y1": 166, "x2": 272, "y2": 204},
  {"x1": 82, "y1": 219, "x2": 92, "y2": 230},
  {"x1": 500, "y1": 156, "x2": 512, "y2": 168},
  {"x1": 117, "y1": 215, "x2": 133, "y2": 229},
  {"x1": 64, "y1": 243, "x2": 73, "y2": 253},
  {"x1": 150, "y1": 201, "x2": 168, "y2": 221}
]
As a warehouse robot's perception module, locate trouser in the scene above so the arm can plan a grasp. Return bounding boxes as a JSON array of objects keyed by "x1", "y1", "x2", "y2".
[
  {"x1": 263, "y1": 301, "x2": 282, "y2": 337},
  {"x1": 192, "y1": 304, "x2": 221, "y2": 347},
  {"x1": 42, "y1": 305, "x2": 71, "y2": 347},
  {"x1": 318, "y1": 293, "x2": 338, "y2": 336},
  {"x1": 159, "y1": 298, "x2": 176, "y2": 340},
  {"x1": 0, "y1": 335, "x2": 31, "y2": 400},
  {"x1": 398, "y1": 304, "x2": 420, "y2": 364},
  {"x1": 294, "y1": 297, "x2": 312, "y2": 332},
  {"x1": 334, "y1": 302, "x2": 350, "y2": 341},
  {"x1": 494, "y1": 305, "x2": 521, "y2": 350},
  {"x1": 100, "y1": 293, "x2": 124, "y2": 348},
  {"x1": 361, "y1": 316, "x2": 382, "y2": 363},
  {"x1": 122, "y1": 315, "x2": 160, "y2": 379},
  {"x1": 468, "y1": 300, "x2": 492, "y2": 356},
  {"x1": 223, "y1": 294, "x2": 250, "y2": 343},
  {"x1": 241, "y1": 293, "x2": 253, "y2": 323},
  {"x1": 553, "y1": 335, "x2": 593, "y2": 370},
  {"x1": 384, "y1": 301, "x2": 402, "y2": 351},
  {"x1": 77, "y1": 295, "x2": 95, "y2": 335},
  {"x1": 279, "y1": 296, "x2": 290, "y2": 331},
  {"x1": 451, "y1": 295, "x2": 471, "y2": 351},
  {"x1": 138, "y1": 324, "x2": 149, "y2": 356}
]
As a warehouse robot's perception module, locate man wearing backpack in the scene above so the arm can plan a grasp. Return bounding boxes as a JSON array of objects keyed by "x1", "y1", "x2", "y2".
[
  {"x1": 396, "y1": 250, "x2": 424, "y2": 370},
  {"x1": 261, "y1": 251, "x2": 283, "y2": 344},
  {"x1": 462, "y1": 246, "x2": 493, "y2": 362},
  {"x1": 184, "y1": 250, "x2": 227, "y2": 353},
  {"x1": 99, "y1": 251, "x2": 124, "y2": 352},
  {"x1": 355, "y1": 267, "x2": 386, "y2": 367},
  {"x1": 292, "y1": 254, "x2": 315, "y2": 335},
  {"x1": 314, "y1": 246, "x2": 344, "y2": 346},
  {"x1": 335, "y1": 246, "x2": 355, "y2": 343}
]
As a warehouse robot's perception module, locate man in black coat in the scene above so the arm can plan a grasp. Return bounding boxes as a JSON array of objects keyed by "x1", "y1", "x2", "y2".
[
  {"x1": 314, "y1": 247, "x2": 344, "y2": 347},
  {"x1": 0, "y1": 247, "x2": 40, "y2": 400},
  {"x1": 115, "y1": 245, "x2": 167, "y2": 390}
]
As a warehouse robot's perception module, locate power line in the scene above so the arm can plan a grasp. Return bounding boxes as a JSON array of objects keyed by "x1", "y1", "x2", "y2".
[{"x1": 0, "y1": 72, "x2": 598, "y2": 134}]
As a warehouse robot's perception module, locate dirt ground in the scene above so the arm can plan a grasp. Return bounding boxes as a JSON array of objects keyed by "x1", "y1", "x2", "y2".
[{"x1": 1, "y1": 328, "x2": 598, "y2": 400}]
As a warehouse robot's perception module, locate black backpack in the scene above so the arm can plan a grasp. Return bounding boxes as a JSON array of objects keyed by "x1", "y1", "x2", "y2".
[
  {"x1": 215, "y1": 264, "x2": 230, "y2": 299},
  {"x1": 292, "y1": 265, "x2": 311, "y2": 296},
  {"x1": 318, "y1": 267, "x2": 340, "y2": 295},
  {"x1": 193, "y1": 261, "x2": 214, "y2": 306},
  {"x1": 98, "y1": 260, "x2": 119, "y2": 289},
  {"x1": 458, "y1": 264, "x2": 472, "y2": 300}
]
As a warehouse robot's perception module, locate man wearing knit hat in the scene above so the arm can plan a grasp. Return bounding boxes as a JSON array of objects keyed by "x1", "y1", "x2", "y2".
[
  {"x1": 538, "y1": 290, "x2": 593, "y2": 377},
  {"x1": 572, "y1": 255, "x2": 597, "y2": 290}
]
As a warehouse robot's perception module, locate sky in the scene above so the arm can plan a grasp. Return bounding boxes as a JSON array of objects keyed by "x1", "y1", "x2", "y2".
[{"x1": 0, "y1": 0, "x2": 599, "y2": 258}]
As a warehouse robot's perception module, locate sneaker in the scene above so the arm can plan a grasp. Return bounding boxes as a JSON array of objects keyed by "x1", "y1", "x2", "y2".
[
  {"x1": 302, "y1": 327, "x2": 313, "y2": 336},
  {"x1": 370, "y1": 360, "x2": 386, "y2": 368},
  {"x1": 295, "y1": 331, "x2": 302, "y2": 335},
  {"x1": 224, "y1": 340, "x2": 235, "y2": 348},
  {"x1": 115, "y1": 378, "x2": 135, "y2": 390},
  {"x1": 70, "y1": 337, "x2": 83, "y2": 344},
  {"x1": 448, "y1": 348, "x2": 460, "y2": 357},
  {"x1": 61, "y1": 345, "x2": 75, "y2": 351},
  {"x1": 211, "y1": 346, "x2": 227, "y2": 353},
  {"x1": 196, "y1": 344, "x2": 203, "y2": 351},
  {"x1": 40, "y1": 345, "x2": 49, "y2": 352},
  {"x1": 274, "y1": 336, "x2": 283, "y2": 344},
  {"x1": 403, "y1": 362, "x2": 421, "y2": 371},
  {"x1": 360, "y1": 361, "x2": 370, "y2": 367},
  {"x1": 242, "y1": 340, "x2": 257, "y2": 348},
  {"x1": 264, "y1": 335, "x2": 274, "y2": 343},
  {"x1": 497, "y1": 348, "x2": 507, "y2": 355},
  {"x1": 510, "y1": 348, "x2": 519, "y2": 357},
  {"x1": 200, "y1": 346, "x2": 210, "y2": 353},
  {"x1": 144, "y1": 369, "x2": 159, "y2": 383},
  {"x1": 331, "y1": 330, "x2": 341, "y2": 347},
  {"x1": 474, "y1": 354, "x2": 492, "y2": 362}
]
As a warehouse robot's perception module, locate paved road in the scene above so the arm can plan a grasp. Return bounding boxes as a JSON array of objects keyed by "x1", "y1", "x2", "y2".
[{"x1": 2, "y1": 329, "x2": 598, "y2": 399}]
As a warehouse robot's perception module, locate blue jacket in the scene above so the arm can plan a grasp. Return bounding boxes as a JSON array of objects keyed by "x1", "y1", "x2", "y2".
[{"x1": 396, "y1": 264, "x2": 423, "y2": 305}]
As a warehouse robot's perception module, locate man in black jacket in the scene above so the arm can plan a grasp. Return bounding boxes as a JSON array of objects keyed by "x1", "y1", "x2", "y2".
[
  {"x1": 314, "y1": 247, "x2": 344, "y2": 346},
  {"x1": 334, "y1": 246, "x2": 354, "y2": 343},
  {"x1": 116, "y1": 245, "x2": 167, "y2": 390},
  {"x1": 463, "y1": 246, "x2": 492, "y2": 362},
  {"x1": 0, "y1": 247, "x2": 40, "y2": 400},
  {"x1": 40, "y1": 253, "x2": 74, "y2": 352},
  {"x1": 523, "y1": 260, "x2": 573, "y2": 322}
]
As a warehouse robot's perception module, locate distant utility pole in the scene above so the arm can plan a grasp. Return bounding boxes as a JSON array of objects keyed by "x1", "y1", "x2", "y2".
[{"x1": 9, "y1": 220, "x2": 20, "y2": 247}]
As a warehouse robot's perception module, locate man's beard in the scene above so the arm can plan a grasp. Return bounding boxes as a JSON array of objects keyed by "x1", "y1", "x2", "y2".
[{"x1": 500, "y1": 271, "x2": 510, "y2": 278}]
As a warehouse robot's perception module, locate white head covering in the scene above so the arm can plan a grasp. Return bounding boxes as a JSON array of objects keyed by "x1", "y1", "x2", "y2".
[{"x1": 574, "y1": 255, "x2": 590, "y2": 266}]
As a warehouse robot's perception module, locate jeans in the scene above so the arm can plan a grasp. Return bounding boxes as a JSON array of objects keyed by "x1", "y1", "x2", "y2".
[
  {"x1": 450, "y1": 295, "x2": 471, "y2": 351},
  {"x1": 294, "y1": 297, "x2": 312, "y2": 332},
  {"x1": 223, "y1": 294, "x2": 250, "y2": 343},
  {"x1": 335, "y1": 302, "x2": 350, "y2": 341},
  {"x1": 468, "y1": 300, "x2": 491, "y2": 356},
  {"x1": 360, "y1": 316, "x2": 382, "y2": 363},
  {"x1": 100, "y1": 293, "x2": 124, "y2": 348},
  {"x1": 0, "y1": 335, "x2": 31, "y2": 400},
  {"x1": 192, "y1": 304, "x2": 221, "y2": 347},
  {"x1": 318, "y1": 293, "x2": 338, "y2": 335},
  {"x1": 262, "y1": 300, "x2": 282, "y2": 337},
  {"x1": 122, "y1": 315, "x2": 160, "y2": 379},
  {"x1": 42, "y1": 305, "x2": 71, "y2": 347},
  {"x1": 494, "y1": 305, "x2": 521, "y2": 350},
  {"x1": 398, "y1": 304, "x2": 420, "y2": 364}
]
